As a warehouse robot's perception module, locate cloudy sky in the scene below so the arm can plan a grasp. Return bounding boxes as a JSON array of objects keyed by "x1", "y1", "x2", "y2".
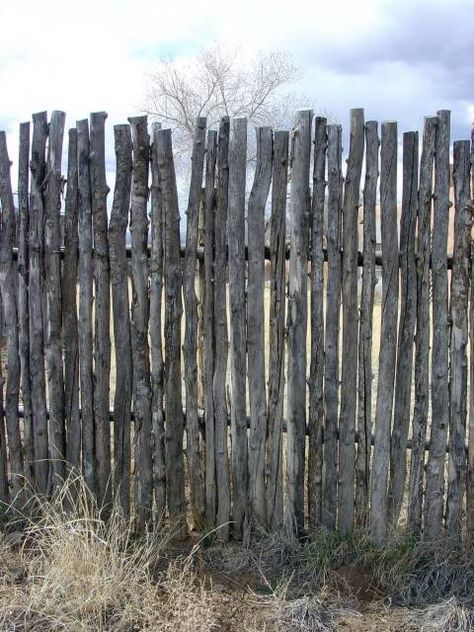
[{"x1": 0, "y1": 0, "x2": 473, "y2": 187}]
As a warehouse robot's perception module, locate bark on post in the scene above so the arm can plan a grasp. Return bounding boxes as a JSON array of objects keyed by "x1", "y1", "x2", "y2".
[
  {"x1": 18, "y1": 122, "x2": 34, "y2": 484},
  {"x1": 203, "y1": 130, "x2": 218, "y2": 528},
  {"x1": 323, "y1": 124, "x2": 343, "y2": 530},
  {"x1": 214, "y1": 118, "x2": 231, "y2": 541},
  {"x1": 0, "y1": 132, "x2": 24, "y2": 500},
  {"x1": 468, "y1": 126, "x2": 474, "y2": 537},
  {"x1": 339, "y1": 108, "x2": 364, "y2": 534},
  {"x1": 44, "y1": 111, "x2": 66, "y2": 489},
  {"x1": 424, "y1": 110, "x2": 450, "y2": 540},
  {"x1": 446, "y1": 140, "x2": 471, "y2": 538},
  {"x1": 370, "y1": 121, "x2": 399, "y2": 545},
  {"x1": 388, "y1": 131, "x2": 418, "y2": 526},
  {"x1": 90, "y1": 112, "x2": 111, "y2": 510},
  {"x1": 266, "y1": 130, "x2": 288, "y2": 530},
  {"x1": 109, "y1": 124, "x2": 133, "y2": 518},
  {"x1": 157, "y1": 128, "x2": 186, "y2": 534},
  {"x1": 150, "y1": 122, "x2": 166, "y2": 521},
  {"x1": 128, "y1": 116, "x2": 153, "y2": 531},
  {"x1": 286, "y1": 109, "x2": 312, "y2": 537},
  {"x1": 227, "y1": 118, "x2": 248, "y2": 539},
  {"x1": 183, "y1": 117, "x2": 206, "y2": 530},
  {"x1": 355, "y1": 121, "x2": 378, "y2": 526},
  {"x1": 407, "y1": 116, "x2": 437, "y2": 534},
  {"x1": 248, "y1": 126, "x2": 273, "y2": 527},
  {"x1": 29, "y1": 112, "x2": 49, "y2": 494},
  {"x1": 63, "y1": 129, "x2": 80, "y2": 475},
  {"x1": 308, "y1": 117, "x2": 327, "y2": 530},
  {"x1": 77, "y1": 119, "x2": 95, "y2": 495}
]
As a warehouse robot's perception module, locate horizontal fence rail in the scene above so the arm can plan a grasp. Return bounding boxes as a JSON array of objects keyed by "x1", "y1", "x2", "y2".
[{"x1": 0, "y1": 108, "x2": 472, "y2": 547}]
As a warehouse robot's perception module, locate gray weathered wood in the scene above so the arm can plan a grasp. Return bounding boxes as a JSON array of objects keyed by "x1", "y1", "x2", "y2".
[
  {"x1": 468, "y1": 126, "x2": 474, "y2": 537},
  {"x1": 77, "y1": 118, "x2": 95, "y2": 494},
  {"x1": 157, "y1": 128, "x2": 186, "y2": 534},
  {"x1": 0, "y1": 132, "x2": 24, "y2": 500},
  {"x1": 248, "y1": 126, "x2": 273, "y2": 527},
  {"x1": 183, "y1": 117, "x2": 206, "y2": 530},
  {"x1": 203, "y1": 130, "x2": 218, "y2": 528},
  {"x1": 18, "y1": 122, "x2": 34, "y2": 484},
  {"x1": 29, "y1": 112, "x2": 49, "y2": 494},
  {"x1": 109, "y1": 124, "x2": 133, "y2": 517},
  {"x1": 0, "y1": 358, "x2": 7, "y2": 503},
  {"x1": 370, "y1": 121, "x2": 398, "y2": 545},
  {"x1": 446, "y1": 140, "x2": 471, "y2": 538},
  {"x1": 424, "y1": 110, "x2": 450, "y2": 540},
  {"x1": 266, "y1": 130, "x2": 288, "y2": 530},
  {"x1": 339, "y1": 108, "x2": 364, "y2": 535},
  {"x1": 150, "y1": 122, "x2": 166, "y2": 521},
  {"x1": 286, "y1": 109, "x2": 312, "y2": 537},
  {"x1": 323, "y1": 124, "x2": 343, "y2": 530},
  {"x1": 388, "y1": 131, "x2": 418, "y2": 526},
  {"x1": 44, "y1": 111, "x2": 66, "y2": 489},
  {"x1": 355, "y1": 120, "x2": 378, "y2": 526},
  {"x1": 90, "y1": 112, "x2": 111, "y2": 509},
  {"x1": 308, "y1": 117, "x2": 327, "y2": 530},
  {"x1": 227, "y1": 117, "x2": 248, "y2": 539},
  {"x1": 63, "y1": 129, "x2": 80, "y2": 475},
  {"x1": 128, "y1": 116, "x2": 153, "y2": 531},
  {"x1": 407, "y1": 116, "x2": 437, "y2": 534}
]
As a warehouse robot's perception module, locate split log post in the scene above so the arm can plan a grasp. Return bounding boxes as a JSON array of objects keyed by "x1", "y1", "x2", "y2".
[{"x1": 468, "y1": 126, "x2": 474, "y2": 537}]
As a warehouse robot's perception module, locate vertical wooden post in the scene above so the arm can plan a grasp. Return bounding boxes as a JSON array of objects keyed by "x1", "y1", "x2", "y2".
[
  {"x1": 248, "y1": 126, "x2": 273, "y2": 526},
  {"x1": 0, "y1": 132, "x2": 24, "y2": 499},
  {"x1": 266, "y1": 130, "x2": 288, "y2": 530},
  {"x1": 0, "y1": 361, "x2": 7, "y2": 503},
  {"x1": 355, "y1": 120, "x2": 378, "y2": 526},
  {"x1": 90, "y1": 112, "x2": 111, "y2": 510},
  {"x1": 424, "y1": 110, "x2": 450, "y2": 540},
  {"x1": 77, "y1": 119, "x2": 95, "y2": 495},
  {"x1": 18, "y1": 122, "x2": 34, "y2": 484},
  {"x1": 44, "y1": 111, "x2": 66, "y2": 488},
  {"x1": 203, "y1": 130, "x2": 218, "y2": 528},
  {"x1": 150, "y1": 122, "x2": 166, "y2": 521},
  {"x1": 323, "y1": 124, "x2": 343, "y2": 530},
  {"x1": 388, "y1": 131, "x2": 418, "y2": 526},
  {"x1": 184, "y1": 117, "x2": 206, "y2": 529},
  {"x1": 157, "y1": 128, "x2": 186, "y2": 534},
  {"x1": 468, "y1": 126, "x2": 474, "y2": 536},
  {"x1": 29, "y1": 112, "x2": 49, "y2": 494},
  {"x1": 128, "y1": 116, "x2": 153, "y2": 530},
  {"x1": 286, "y1": 109, "x2": 312, "y2": 537},
  {"x1": 109, "y1": 124, "x2": 133, "y2": 518},
  {"x1": 370, "y1": 121, "x2": 398, "y2": 545},
  {"x1": 407, "y1": 116, "x2": 437, "y2": 534},
  {"x1": 308, "y1": 117, "x2": 327, "y2": 530},
  {"x1": 339, "y1": 108, "x2": 364, "y2": 534},
  {"x1": 63, "y1": 129, "x2": 80, "y2": 475},
  {"x1": 214, "y1": 118, "x2": 232, "y2": 540},
  {"x1": 228, "y1": 117, "x2": 248, "y2": 539},
  {"x1": 446, "y1": 140, "x2": 471, "y2": 538}
]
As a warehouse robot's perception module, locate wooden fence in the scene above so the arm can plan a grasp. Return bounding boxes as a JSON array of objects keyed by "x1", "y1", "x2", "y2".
[{"x1": 0, "y1": 108, "x2": 472, "y2": 546}]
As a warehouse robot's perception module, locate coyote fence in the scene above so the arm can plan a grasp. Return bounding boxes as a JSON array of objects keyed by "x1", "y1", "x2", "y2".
[{"x1": 0, "y1": 108, "x2": 472, "y2": 546}]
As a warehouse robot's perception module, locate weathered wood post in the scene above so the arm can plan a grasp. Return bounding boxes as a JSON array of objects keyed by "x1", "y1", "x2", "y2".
[
  {"x1": 0, "y1": 132, "x2": 24, "y2": 500},
  {"x1": 355, "y1": 120, "x2": 378, "y2": 526},
  {"x1": 370, "y1": 121, "x2": 398, "y2": 545},
  {"x1": 424, "y1": 110, "x2": 450, "y2": 540},
  {"x1": 228, "y1": 117, "x2": 248, "y2": 539},
  {"x1": 286, "y1": 109, "x2": 312, "y2": 537},
  {"x1": 446, "y1": 140, "x2": 471, "y2": 538},
  {"x1": 109, "y1": 124, "x2": 133, "y2": 518},
  {"x1": 388, "y1": 131, "x2": 418, "y2": 526},
  {"x1": 407, "y1": 116, "x2": 437, "y2": 534},
  {"x1": 323, "y1": 124, "x2": 343, "y2": 530},
  {"x1": 308, "y1": 117, "x2": 327, "y2": 530},
  {"x1": 266, "y1": 130, "x2": 288, "y2": 530},
  {"x1": 90, "y1": 112, "x2": 111, "y2": 510},
  {"x1": 468, "y1": 126, "x2": 474, "y2": 537},
  {"x1": 184, "y1": 117, "x2": 206, "y2": 530}
]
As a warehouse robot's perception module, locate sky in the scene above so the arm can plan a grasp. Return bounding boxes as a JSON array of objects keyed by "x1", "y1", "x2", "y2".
[{"x1": 0, "y1": 0, "x2": 473, "y2": 191}]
